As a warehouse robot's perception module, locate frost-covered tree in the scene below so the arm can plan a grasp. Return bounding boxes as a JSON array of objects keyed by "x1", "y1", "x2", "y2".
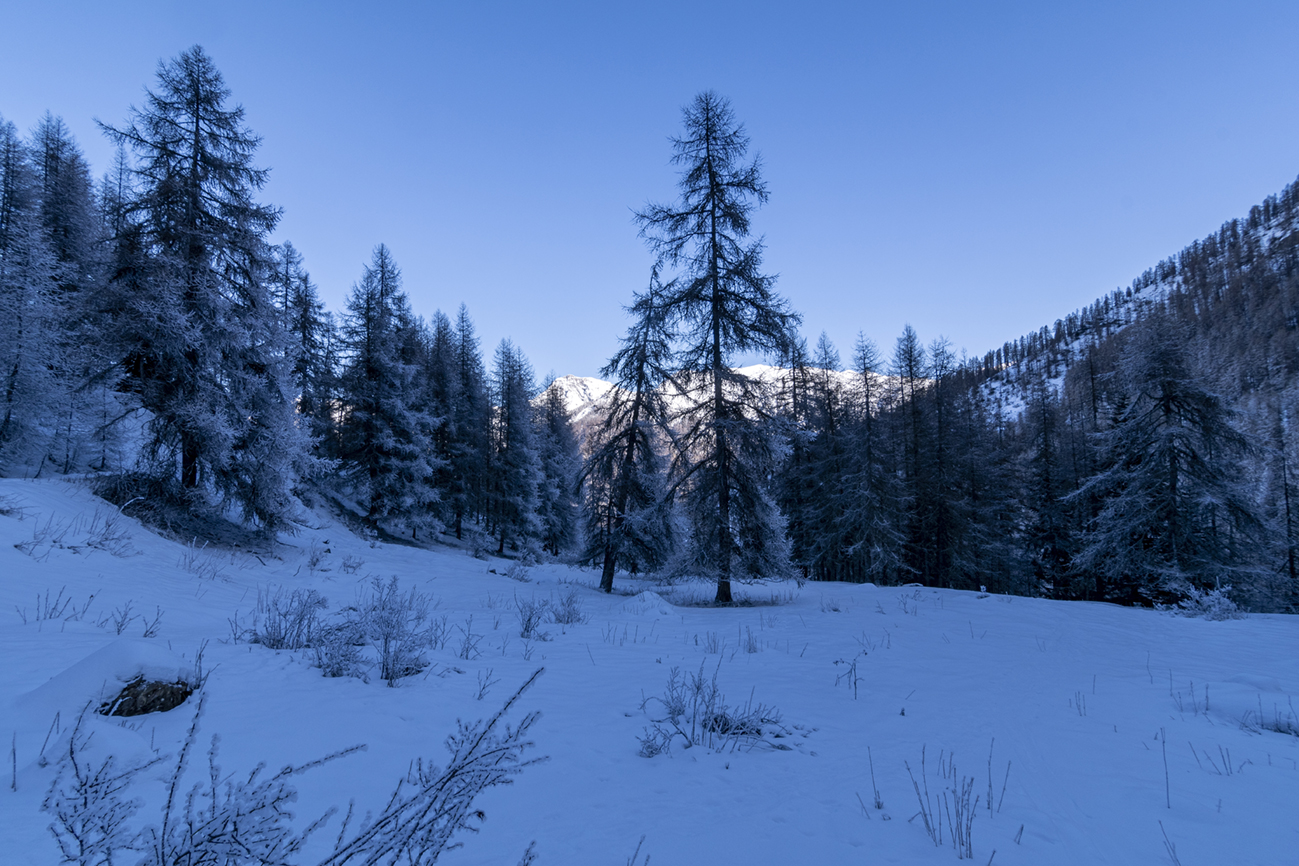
[
  {"x1": 446, "y1": 305, "x2": 492, "y2": 538},
  {"x1": 29, "y1": 114, "x2": 117, "y2": 473},
  {"x1": 774, "y1": 335, "x2": 816, "y2": 578},
  {"x1": 488, "y1": 339, "x2": 541, "y2": 555},
  {"x1": 580, "y1": 276, "x2": 676, "y2": 590},
  {"x1": 280, "y1": 249, "x2": 337, "y2": 453},
  {"x1": 31, "y1": 114, "x2": 100, "y2": 288},
  {"x1": 779, "y1": 333, "x2": 881, "y2": 582},
  {"x1": 336, "y1": 244, "x2": 440, "y2": 535},
  {"x1": 1071, "y1": 313, "x2": 1269, "y2": 603},
  {"x1": 97, "y1": 45, "x2": 312, "y2": 526},
  {"x1": 535, "y1": 381, "x2": 581, "y2": 558},
  {"x1": 635, "y1": 91, "x2": 799, "y2": 602},
  {"x1": 0, "y1": 116, "x2": 63, "y2": 471},
  {"x1": 423, "y1": 310, "x2": 460, "y2": 525},
  {"x1": 837, "y1": 334, "x2": 905, "y2": 583}
]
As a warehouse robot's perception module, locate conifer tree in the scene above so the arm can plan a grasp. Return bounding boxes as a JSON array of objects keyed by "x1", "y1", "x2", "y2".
[
  {"x1": 29, "y1": 114, "x2": 112, "y2": 473},
  {"x1": 838, "y1": 334, "x2": 904, "y2": 583},
  {"x1": 774, "y1": 335, "x2": 816, "y2": 579},
  {"x1": 31, "y1": 114, "x2": 100, "y2": 289},
  {"x1": 1025, "y1": 380, "x2": 1075, "y2": 595},
  {"x1": 0, "y1": 117, "x2": 63, "y2": 471},
  {"x1": 447, "y1": 305, "x2": 491, "y2": 538},
  {"x1": 1071, "y1": 313, "x2": 1269, "y2": 603},
  {"x1": 795, "y1": 333, "x2": 879, "y2": 582},
  {"x1": 281, "y1": 253, "x2": 337, "y2": 454},
  {"x1": 336, "y1": 244, "x2": 440, "y2": 535},
  {"x1": 488, "y1": 339, "x2": 541, "y2": 555},
  {"x1": 635, "y1": 91, "x2": 799, "y2": 602},
  {"x1": 580, "y1": 277, "x2": 677, "y2": 591},
  {"x1": 535, "y1": 381, "x2": 582, "y2": 558},
  {"x1": 97, "y1": 46, "x2": 311, "y2": 526},
  {"x1": 424, "y1": 310, "x2": 460, "y2": 527},
  {"x1": 890, "y1": 325, "x2": 929, "y2": 581}
]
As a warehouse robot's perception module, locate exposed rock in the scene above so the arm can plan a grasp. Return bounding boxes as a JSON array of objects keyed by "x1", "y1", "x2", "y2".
[{"x1": 98, "y1": 676, "x2": 193, "y2": 716}]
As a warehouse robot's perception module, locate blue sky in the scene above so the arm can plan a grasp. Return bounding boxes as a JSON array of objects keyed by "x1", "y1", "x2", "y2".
[{"x1": 4, "y1": 2, "x2": 1299, "y2": 378}]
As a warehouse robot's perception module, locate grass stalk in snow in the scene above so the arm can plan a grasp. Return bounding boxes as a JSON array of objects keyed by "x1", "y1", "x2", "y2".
[
  {"x1": 1159, "y1": 820, "x2": 1182, "y2": 866},
  {"x1": 1161, "y1": 727, "x2": 1170, "y2": 807},
  {"x1": 515, "y1": 595, "x2": 550, "y2": 640},
  {"x1": 42, "y1": 673, "x2": 547, "y2": 866},
  {"x1": 624, "y1": 835, "x2": 649, "y2": 865},
  {"x1": 14, "y1": 586, "x2": 95, "y2": 625},
  {"x1": 638, "y1": 660, "x2": 785, "y2": 755},
  {"x1": 907, "y1": 745, "x2": 978, "y2": 858},
  {"x1": 868, "y1": 745, "x2": 884, "y2": 810},
  {"x1": 550, "y1": 587, "x2": 586, "y2": 625}
]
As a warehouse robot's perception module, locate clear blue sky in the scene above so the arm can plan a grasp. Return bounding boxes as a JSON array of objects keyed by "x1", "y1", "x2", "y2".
[{"x1": 4, "y1": 1, "x2": 1299, "y2": 378}]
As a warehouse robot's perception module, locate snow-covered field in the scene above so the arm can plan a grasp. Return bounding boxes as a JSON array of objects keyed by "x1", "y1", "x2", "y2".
[{"x1": 1, "y1": 478, "x2": 1295, "y2": 865}]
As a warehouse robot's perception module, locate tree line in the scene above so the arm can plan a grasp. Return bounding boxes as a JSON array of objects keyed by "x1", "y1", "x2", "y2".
[
  {"x1": 0, "y1": 46, "x2": 581, "y2": 559},
  {"x1": 3, "y1": 46, "x2": 1295, "y2": 612}
]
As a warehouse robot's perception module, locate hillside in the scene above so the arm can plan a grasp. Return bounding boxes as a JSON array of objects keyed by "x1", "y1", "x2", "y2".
[
  {"x1": 971, "y1": 176, "x2": 1299, "y2": 415},
  {"x1": 546, "y1": 364, "x2": 887, "y2": 446},
  {"x1": 0, "y1": 478, "x2": 1295, "y2": 864}
]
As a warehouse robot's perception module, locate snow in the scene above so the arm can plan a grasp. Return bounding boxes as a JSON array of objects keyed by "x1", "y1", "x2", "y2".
[
  {"x1": 1, "y1": 477, "x2": 1296, "y2": 864},
  {"x1": 546, "y1": 365, "x2": 890, "y2": 430},
  {"x1": 545, "y1": 375, "x2": 616, "y2": 423}
]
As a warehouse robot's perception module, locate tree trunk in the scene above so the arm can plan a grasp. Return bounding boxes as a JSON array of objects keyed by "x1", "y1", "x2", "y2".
[{"x1": 600, "y1": 547, "x2": 616, "y2": 594}]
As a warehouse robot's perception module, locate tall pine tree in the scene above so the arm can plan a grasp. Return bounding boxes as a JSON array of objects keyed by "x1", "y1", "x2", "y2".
[
  {"x1": 488, "y1": 339, "x2": 541, "y2": 555},
  {"x1": 635, "y1": 91, "x2": 799, "y2": 602},
  {"x1": 98, "y1": 46, "x2": 312, "y2": 527},
  {"x1": 1071, "y1": 313, "x2": 1269, "y2": 603},
  {"x1": 580, "y1": 275, "x2": 677, "y2": 590},
  {"x1": 336, "y1": 244, "x2": 440, "y2": 535},
  {"x1": 0, "y1": 116, "x2": 63, "y2": 471}
]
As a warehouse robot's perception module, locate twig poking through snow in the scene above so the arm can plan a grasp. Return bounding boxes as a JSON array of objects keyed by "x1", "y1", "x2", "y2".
[
  {"x1": 1159, "y1": 820, "x2": 1182, "y2": 866},
  {"x1": 1161, "y1": 727, "x2": 1170, "y2": 808}
]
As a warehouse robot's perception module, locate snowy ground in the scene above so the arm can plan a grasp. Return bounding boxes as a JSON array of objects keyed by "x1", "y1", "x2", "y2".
[{"x1": 0, "y1": 478, "x2": 1296, "y2": 865}]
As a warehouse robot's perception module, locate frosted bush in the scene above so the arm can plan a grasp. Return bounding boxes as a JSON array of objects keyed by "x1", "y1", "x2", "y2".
[
  {"x1": 638, "y1": 661, "x2": 785, "y2": 756},
  {"x1": 253, "y1": 587, "x2": 327, "y2": 650},
  {"x1": 314, "y1": 621, "x2": 369, "y2": 679},
  {"x1": 515, "y1": 595, "x2": 550, "y2": 640},
  {"x1": 1172, "y1": 586, "x2": 1245, "y2": 621},
  {"x1": 550, "y1": 587, "x2": 587, "y2": 625},
  {"x1": 307, "y1": 577, "x2": 436, "y2": 683},
  {"x1": 361, "y1": 576, "x2": 433, "y2": 685}
]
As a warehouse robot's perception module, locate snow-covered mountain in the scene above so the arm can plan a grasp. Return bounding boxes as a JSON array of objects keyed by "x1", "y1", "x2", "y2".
[
  {"x1": 544, "y1": 375, "x2": 617, "y2": 423},
  {"x1": 545, "y1": 364, "x2": 889, "y2": 435}
]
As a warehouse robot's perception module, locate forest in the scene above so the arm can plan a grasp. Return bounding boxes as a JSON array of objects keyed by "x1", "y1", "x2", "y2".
[{"x1": 3, "y1": 46, "x2": 1297, "y2": 614}]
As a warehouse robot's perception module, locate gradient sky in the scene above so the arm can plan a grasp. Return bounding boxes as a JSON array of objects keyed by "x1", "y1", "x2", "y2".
[{"x1": 5, "y1": 2, "x2": 1299, "y2": 379}]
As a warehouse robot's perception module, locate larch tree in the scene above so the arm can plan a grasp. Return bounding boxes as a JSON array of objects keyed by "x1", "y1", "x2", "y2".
[
  {"x1": 535, "y1": 379, "x2": 582, "y2": 558},
  {"x1": 424, "y1": 309, "x2": 460, "y2": 528},
  {"x1": 488, "y1": 339, "x2": 541, "y2": 555},
  {"x1": 448, "y1": 305, "x2": 492, "y2": 538},
  {"x1": 336, "y1": 244, "x2": 440, "y2": 535},
  {"x1": 635, "y1": 91, "x2": 799, "y2": 602},
  {"x1": 839, "y1": 333, "x2": 903, "y2": 584},
  {"x1": 97, "y1": 45, "x2": 312, "y2": 527},
  {"x1": 580, "y1": 274, "x2": 677, "y2": 591},
  {"x1": 30, "y1": 114, "x2": 111, "y2": 473},
  {"x1": 793, "y1": 333, "x2": 868, "y2": 582},
  {"x1": 774, "y1": 335, "x2": 816, "y2": 579},
  {"x1": 1071, "y1": 312, "x2": 1269, "y2": 604},
  {"x1": 280, "y1": 248, "x2": 336, "y2": 455},
  {"x1": 0, "y1": 116, "x2": 63, "y2": 471}
]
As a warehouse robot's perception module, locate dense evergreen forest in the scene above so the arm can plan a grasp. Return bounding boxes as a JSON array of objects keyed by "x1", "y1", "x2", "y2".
[{"x1": 3, "y1": 47, "x2": 1296, "y2": 612}]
